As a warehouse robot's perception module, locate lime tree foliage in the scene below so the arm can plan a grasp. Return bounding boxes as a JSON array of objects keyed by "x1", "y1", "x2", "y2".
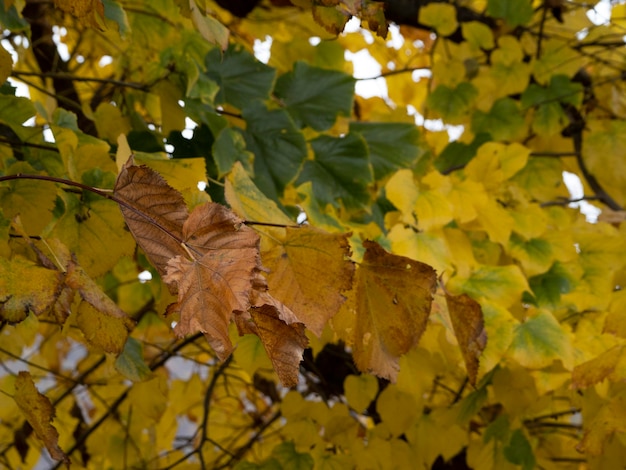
[{"x1": 1, "y1": 0, "x2": 626, "y2": 468}]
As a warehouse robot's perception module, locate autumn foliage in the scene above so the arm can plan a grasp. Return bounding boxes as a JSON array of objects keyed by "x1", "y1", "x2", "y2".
[{"x1": 2, "y1": 0, "x2": 626, "y2": 468}]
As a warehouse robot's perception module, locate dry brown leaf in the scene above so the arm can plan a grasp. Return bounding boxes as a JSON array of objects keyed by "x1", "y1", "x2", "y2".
[
  {"x1": 114, "y1": 157, "x2": 189, "y2": 279},
  {"x1": 237, "y1": 305, "x2": 308, "y2": 387},
  {"x1": 445, "y1": 292, "x2": 487, "y2": 386},
  {"x1": 262, "y1": 226, "x2": 354, "y2": 335},
  {"x1": 164, "y1": 202, "x2": 261, "y2": 360},
  {"x1": 353, "y1": 240, "x2": 437, "y2": 381},
  {"x1": 14, "y1": 371, "x2": 69, "y2": 465}
]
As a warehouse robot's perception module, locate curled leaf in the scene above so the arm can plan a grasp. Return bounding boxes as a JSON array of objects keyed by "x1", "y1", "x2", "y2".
[
  {"x1": 14, "y1": 371, "x2": 69, "y2": 465},
  {"x1": 445, "y1": 292, "x2": 487, "y2": 386},
  {"x1": 114, "y1": 157, "x2": 189, "y2": 278},
  {"x1": 237, "y1": 305, "x2": 308, "y2": 387}
]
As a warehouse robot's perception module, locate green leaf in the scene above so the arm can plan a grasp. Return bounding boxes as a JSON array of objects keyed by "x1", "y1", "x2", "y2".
[
  {"x1": 115, "y1": 337, "x2": 152, "y2": 381},
  {"x1": 270, "y1": 441, "x2": 314, "y2": 470},
  {"x1": 206, "y1": 45, "x2": 276, "y2": 110},
  {"x1": 434, "y1": 133, "x2": 491, "y2": 174},
  {"x1": 350, "y1": 122, "x2": 427, "y2": 180},
  {"x1": 504, "y1": 429, "x2": 535, "y2": 470},
  {"x1": 510, "y1": 310, "x2": 573, "y2": 369},
  {"x1": 462, "y1": 21, "x2": 495, "y2": 50},
  {"x1": 0, "y1": 3, "x2": 29, "y2": 32},
  {"x1": 312, "y1": 4, "x2": 349, "y2": 35},
  {"x1": 521, "y1": 75, "x2": 583, "y2": 108},
  {"x1": 212, "y1": 128, "x2": 254, "y2": 178},
  {"x1": 448, "y1": 265, "x2": 529, "y2": 308},
  {"x1": 102, "y1": 0, "x2": 130, "y2": 36},
  {"x1": 426, "y1": 82, "x2": 478, "y2": 123},
  {"x1": 471, "y1": 98, "x2": 525, "y2": 142},
  {"x1": 525, "y1": 262, "x2": 573, "y2": 308},
  {"x1": 274, "y1": 61, "x2": 354, "y2": 131},
  {"x1": 296, "y1": 133, "x2": 372, "y2": 209},
  {"x1": 0, "y1": 95, "x2": 35, "y2": 131},
  {"x1": 190, "y1": 0, "x2": 229, "y2": 51},
  {"x1": 486, "y1": 0, "x2": 534, "y2": 27},
  {"x1": 508, "y1": 233, "x2": 553, "y2": 277},
  {"x1": 241, "y1": 102, "x2": 307, "y2": 200}
]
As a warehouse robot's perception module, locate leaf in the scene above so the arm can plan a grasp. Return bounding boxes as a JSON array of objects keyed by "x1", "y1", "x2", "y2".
[
  {"x1": 224, "y1": 161, "x2": 294, "y2": 226},
  {"x1": 350, "y1": 122, "x2": 427, "y2": 180},
  {"x1": 164, "y1": 202, "x2": 261, "y2": 360},
  {"x1": 353, "y1": 240, "x2": 437, "y2": 381},
  {"x1": 206, "y1": 45, "x2": 276, "y2": 110},
  {"x1": 190, "y1": 0, "x2": 229, "y2": 51},
  {"x1": 312, "y1": 4, "x2": 349, "y2": 35},
  {"x1": 0, "y1": 257, "x2": 63, "y2": 323},
  {"x1": 576, "y1": 391, "x2": 626, "y2": 455},
  {"x1": 462, "y1": 21, "x2": 495, "y2": 50},
  {"x1": 486, "y1": 0, "x2": 534, "y2": 27},
  {"x1": 274, "y1": 61, "x2": 354, "y2": 131},
  {"x1": 426, "y1": 82, "x2": 478, "y2": 123},
  {"x1": 115, "y1": 337, "x2": 153, "y2": 381},
  {"x1": 0, "y1": 44, "x2": 11, "y2": 85},
  {"x1": 0, "y1": 162, "x2": 56, "y2": 234},
  {"x1": 445, "y1": 292, "x2": 487, "y2": 386},
  {"x1": 53, "y1": 0, "x2": 105, "y2": 28},
  {"x1": 571, "y1": 345, "x2": 626, "y2": 389},
  {"x1": 270, "y1": 441, "x2": 314, "y2": 470},
  {"x1": 344, "y1": 374, "x2": 378, "y2": 412},
  {"x1": 296, "y1": 134, "x2": 372, "y2": 209},
  {"x1": 418, "y1": 3, "x2": 458, "y2": 36},
  {"x1": 114, "y1": 157, "x2": 189, "y2": 278},
  {"x1": 213, "y1": 128, "x2": 254, "y2": 178},
  {"x1": 242, "y1": 102, "x2": 307, "y2": 200},
  {"x1": 471, "y1": 98, "x2": 525, "y2": 142},
  {"x1": 102, "y1": 0, "x2": 130, "y2": 36},
  {"x1": 14, "y1": 372, "x2": 69, "y2": 465},
  {"x1": 503, "y1": 429, "x2": 535, "y2": 470},
  {"x1": 509, "y1": 310, "x2": 573, "y2": 369},
  {"x1": 242, "y1": 304, "x2": 308, "y2": 387},
  {"x1": 262, "y1": 226, "x2": 354, "y2": 335},
  {"x1": 76, "y1": 301, "x2": 132, "y2": 354},
  {"x1": 448, "y1": 265, "x2": 529, "y2": 308}
]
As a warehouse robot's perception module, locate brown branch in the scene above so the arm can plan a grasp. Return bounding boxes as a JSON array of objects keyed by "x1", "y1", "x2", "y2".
[{"x1": 11, "y1": 70, "x2": 149, "y2": 91}]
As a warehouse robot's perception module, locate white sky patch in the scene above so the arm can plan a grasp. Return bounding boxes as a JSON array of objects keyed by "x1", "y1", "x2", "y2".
[
  {"x1": 253, "y1": 35, "x2": 272, "y2": 63},
  {"x1": 563, "y1": 171, "x2": 601, "y2": 223},
  {"x1": 138, "y1": 270, "x2": 152, "y2": 283},
  {"x1": 587, "y1": 0, "x2": 613, "y2": 25},
  {"x1": 52, "y1": 26, "x2": 70, "y2": 61},
  {"x1": 197, "y1": 181, "x2": 207, "y2": 191},
  {"x1": 98, "y1": 55, "x2": 113, "y2": 67}
]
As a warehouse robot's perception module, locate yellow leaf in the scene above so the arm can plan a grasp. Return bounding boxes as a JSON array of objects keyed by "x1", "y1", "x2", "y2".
[
  {"x1": 225, "y1": 161, "x2": 294, "y2": 225},
  {"x1": 448, "y1": 178, "x2": 488, "y2": 224},
  {"x1": 53, "y1": 0, "x2": 104, "y2": 28},
  {"x1": 127, "y1": 374, "x2": 168, "y2": 424},
  {"x1": 0, "y1": 256, "x2": 63, "y2": 323},
  {"x1": 376, "y1": 384, "x2": 420, "y2": 436},
  {"x1": 93, "y1": 102, "x2": 131, "y2": 143},
  {"x1": 462, "y1": 21, "x2": 495, "y2": 50},
  {"x1": 262, "y1": 226, "x2": 354, "y2": 336},
  {"x1": 344, "y1": 374, "x2": 378, "y2": 412},
  {"x1": 465, "y1": 142, "x2": 530, "y2": 189},
  {"x1": 353, "y1": 240, "x2": 437, "y2": 381},
  {"x1": 475, "y1": 198, "x2": 514, "y2": 246},
  {"x1": 76, "y1": 301, "x2": 132, "y2": 354},
  {"x1": 415, "y1": 189, "x2": 454, "y2": 230},
  {"x1": 448, "y1": 264, "x2": 529, "y2": 308},
  {"x1": 14, "y1": 371, "x2": 69, "y2": 465},
  {"x1": 572, "y1": 345, "x2": 626, "y2": 389},
  {"x1": 385, "y1": 169, "x2": 418, "y2": 225},
  {"x1": 190, "y1": 0, "x2": 229, "y2": 51},
  {"x1": 604, "y1": 290, "x2": 626, "y2": 338},
  {"x1": 418, "y1": 3, "x2": 458, "y2": 36},
  {"x1": 577, "y1": 391, "x2": 626, "y2": 455},
  {"x1": 480, "y1": 301, "x2": 518, "y2": 374},
  {"x1": 0, "y1": 44, "x2": 12, "y2": 85}
]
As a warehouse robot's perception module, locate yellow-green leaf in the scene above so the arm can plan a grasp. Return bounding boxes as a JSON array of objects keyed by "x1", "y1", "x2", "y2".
[
  {"x1": 344, "y1": 374, "x2": 378, "y2": 412},
  {"x1": 418, "y1": 3, "x2": 458, "y2": 36}
]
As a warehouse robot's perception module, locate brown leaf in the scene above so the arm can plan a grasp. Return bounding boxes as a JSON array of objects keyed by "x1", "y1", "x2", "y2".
[
  {"x1": 353, "y1": 240, "x2": 437, "y2": 381},
  {"x1": 262, "y1": 226, "x2": 354, "y2": 336},
  {"x1": 114, "y1": 157, "x2": 189, "y2": 279},
  {"x1": 239, "y1": 305, "x2": 308, "y2": 387},
  {"x1": 445, "y1": 292, "x2": 487, "y2": 386},
  {"x1": 14, "y1": 371, "x2": 69, "y2": 465},
  {"x1": 164, "y1": 202, "x2": 261, "y2": 360}
]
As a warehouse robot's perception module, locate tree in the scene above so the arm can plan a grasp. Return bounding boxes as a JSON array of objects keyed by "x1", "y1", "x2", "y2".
[{"x1": 1, "y1": 0, "x2": 626, "y2": 467}]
